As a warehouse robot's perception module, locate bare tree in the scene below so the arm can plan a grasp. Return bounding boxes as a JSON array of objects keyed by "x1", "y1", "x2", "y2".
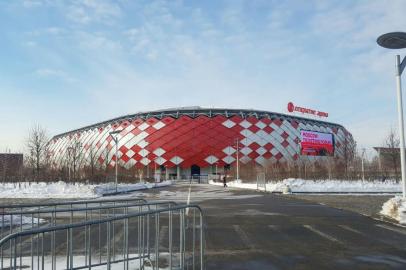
[
  {"x1": 343, "y1": 135, "x2": 357, "y2": 178},
  {"x1": 103, "y1": 147, "x2": 111, "y2": 182},
  {"x1": 67, "y1": 137, "x2": 83, "y2": 181},
  {"x1": 1, "y1": 153, "x2": 8, "y2": 184},
  {"x1": 26, "y1": 125, "x2": 49, "y2": 179},
  {"x1": 384, "y1": 128, "x2": 400, "y2": 178},
  {"x1": 88, "y1": 143, "x2": 98, "y2": 180}
]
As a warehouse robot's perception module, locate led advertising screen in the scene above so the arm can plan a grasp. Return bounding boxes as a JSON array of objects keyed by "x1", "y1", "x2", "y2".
[{"x1": 300, "y1": 130, "x2": 334, "y2": 156}]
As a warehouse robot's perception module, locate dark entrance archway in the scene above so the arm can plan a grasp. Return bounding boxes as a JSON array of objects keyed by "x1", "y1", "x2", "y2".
[{"x1": 191, "y1": 164, "x2": 200, "y2": 175}]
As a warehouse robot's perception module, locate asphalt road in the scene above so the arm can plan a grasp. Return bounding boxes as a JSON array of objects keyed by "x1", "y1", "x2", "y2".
[
  {"x1": 135, "y1": 183, "x2": 406, "y2": 270},
  {"x1": 292, "y1": 194, "x2": 392, "y2": 218}
]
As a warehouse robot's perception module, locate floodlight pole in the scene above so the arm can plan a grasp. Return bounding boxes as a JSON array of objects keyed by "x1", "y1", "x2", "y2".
[{"x1": 396, "y1": 55, "x2": 406, "y2": 198}]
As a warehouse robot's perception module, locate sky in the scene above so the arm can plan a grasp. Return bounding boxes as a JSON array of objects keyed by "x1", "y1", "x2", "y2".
[{"x1": 0, "y1": 0, "x2": 405, "y2": 158}]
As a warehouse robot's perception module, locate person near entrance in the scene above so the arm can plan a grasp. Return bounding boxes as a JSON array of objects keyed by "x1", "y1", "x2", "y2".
[{"x1": 223, "y1": 174, "x2": 227, "y2": 187}]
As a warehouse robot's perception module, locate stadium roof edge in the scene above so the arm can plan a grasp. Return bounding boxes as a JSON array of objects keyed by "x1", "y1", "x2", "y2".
[{"x1": 51, "y1": 107, "x2": 347, "y2": 140}]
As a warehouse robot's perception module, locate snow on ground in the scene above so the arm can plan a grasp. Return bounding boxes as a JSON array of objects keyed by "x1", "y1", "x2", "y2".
[
  {"x1": 0, "y1": 215, "x2": 44, "y2": 228},
  {"x1": 94, "y1": 181, "x2": 172, "y2": 195},
  {"x1": 380, "y1": 196, "x2": 406, "y2": 224},
  {"x1": 0, "y1": 181, "x2": 172, "y2": 199},
  {"x1": 0, "y1": 181, "x2": 97, "y2": 198},
  {"x1": 5, "y1": 254, "x2": 174, "y2": 270},
  {"x1": 209, "y1": 178, "x2": 402, "y2": 193}
]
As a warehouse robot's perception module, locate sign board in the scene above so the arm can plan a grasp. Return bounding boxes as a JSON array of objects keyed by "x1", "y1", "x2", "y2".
[
  {"x1": 287, "y1": 102, "x2": 328, "y2": 118},
  {"x1": 300, "y1": 130, "x2": 334, "y2": 156}
]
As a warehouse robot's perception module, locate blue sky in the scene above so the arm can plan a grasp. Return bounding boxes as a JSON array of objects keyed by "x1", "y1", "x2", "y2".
[{"x1": 0, "y1": 0, "x2": 405, "y2": 157}]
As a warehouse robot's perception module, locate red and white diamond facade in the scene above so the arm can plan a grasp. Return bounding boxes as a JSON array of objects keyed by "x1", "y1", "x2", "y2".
[{"x1": 48, "y1": 108, "x2": 353, "y2": 175}]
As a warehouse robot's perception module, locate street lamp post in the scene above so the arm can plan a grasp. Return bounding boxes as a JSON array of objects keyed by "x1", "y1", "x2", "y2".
[
  {"x1": 377, "y1": 32, "x2": 406, "y2": 198},
  {"x1": 234, "y1": 138, "x2": 240, "y2": 181},
  {"x1": 154, "y1": 158, "x2": 158, "y2": 183},
  {"x1": 109, "y1": 130, "x2": 123, "y2": 193}
]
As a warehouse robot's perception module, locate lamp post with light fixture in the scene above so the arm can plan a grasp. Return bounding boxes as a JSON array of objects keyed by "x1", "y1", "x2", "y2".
[
  {"x1": 377, "y1": 32, "x2": 406, "y2": 198},
  {"x1": 109, "y1": 130, "x2": 123, "y2": 193},
  {"x1": 234, "y1": 138, "x2": 240, "y2": 181}
]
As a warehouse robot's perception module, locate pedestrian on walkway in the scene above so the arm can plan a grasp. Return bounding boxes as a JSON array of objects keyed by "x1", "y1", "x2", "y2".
[{"x1": 223, "y1": 174, "x2": 227, "y2": 187}]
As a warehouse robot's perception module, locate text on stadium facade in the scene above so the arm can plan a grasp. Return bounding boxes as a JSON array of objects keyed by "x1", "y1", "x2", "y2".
[{"x1": 287, "y1": 102, "x2": 328, "y2": 118}]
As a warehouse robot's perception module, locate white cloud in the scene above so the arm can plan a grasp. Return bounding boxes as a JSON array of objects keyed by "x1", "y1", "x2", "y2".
[
  {"x1": 22, "y1": 41, "x2": 37, "y2": 47},
  {"x1": 76, "y1": 31, "x2": 122, "y2": 52},
  {"x1": 35, "y1": 68, "x2": 75, "y2": 83},
  {"x1": 66, "y1": 0, "x2": 122, "y2": 24},
  {"x1": 22, "y1": 0, "x2": 43, "y2": 8}
]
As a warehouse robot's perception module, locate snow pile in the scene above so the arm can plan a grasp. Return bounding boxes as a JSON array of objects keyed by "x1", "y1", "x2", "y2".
[
  {"x1": 274, "y1": 178, "x2": 401, "y2": 193},
  {"x1": 0, "y1": 181, "x2": 97, "y2": 198},
  {"x1": 0, "y1": 181, "x2": 173, "y2": 198},
  {"x1": 209, "y1": 179, "x2": 294, "y2": 193},
  {"x1": 209, "y1": 178, "x2": 402, "y2": 193},
  {"x1": 94, "y1": 181, "x2": 172, "y2": 195},
  {"x1": 380, "y1": 197, "x2": 406, "y2": 224},
  {"x1": 0, "y1": 214, "x2": 44, "y2": 228}
]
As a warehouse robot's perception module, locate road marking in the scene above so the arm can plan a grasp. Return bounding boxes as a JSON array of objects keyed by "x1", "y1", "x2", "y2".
[
  {"x1": 186, "y1": 183, "x2": 192, "y2": 215},
  {"x1": 376, "y1": 224, "x2": 406, "y2": 236},
  {"x1": 303, "y1": 225, "x2": 343, "y2": 244},
  {"x1": 338, "y1": 225, "x2": 364, "y2": 235},
  {"x1": 339, "y1": 224, "x2": 406, "y2": 251},
  {"x1": 232, "y1": 225, "x2": 255, "y2": 250}
]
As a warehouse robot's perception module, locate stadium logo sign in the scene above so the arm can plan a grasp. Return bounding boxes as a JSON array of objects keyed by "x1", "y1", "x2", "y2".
[{"x1": 287, "y1": 102, "x2": 328, "y2": 118}]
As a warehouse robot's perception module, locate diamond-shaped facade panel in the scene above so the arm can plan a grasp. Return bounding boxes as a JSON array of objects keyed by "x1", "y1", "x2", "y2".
[
  {"x1": 222, "y1": 146, "x2": 236, "y2": 155},
  {"x1": 223, "y1": 156, "x2": 236, "y2": 164},
  {"x1": 153, "y1": 121, "x2": 166, "y2": 130},
  {"x1": 240, "y1": 147, "x2": 253, "y2": 156},
  {"x1": 139, "y1": 149, "x2": 149, "y2": 157},
  {"x1": 239, "y1": 120, "x2": 252, "y2": 129},
  {"x1": 138, "y1": 122, "x2": 149, "y2": 131},
  {"x1": 255, "y1": 121, "x2": 266, "y2": 129},
  {"x1": 153, "y1": 148, "x2": 166, "y2": 156},
  {"x1": 155, "y1": 157, "x2": 166, "y2": 165},
  {"x1": 140, "y1": 157, "x2": 150, "y2": 165},
  {"x1": 205, "y1": 155, "x2": 219, "y2": 164},
  {"x1": 170, "y1": 156, "x2": 184, "y2": 165},
  {"x1": 222, "y1": 119, "x2": 236, "y2": 128}
]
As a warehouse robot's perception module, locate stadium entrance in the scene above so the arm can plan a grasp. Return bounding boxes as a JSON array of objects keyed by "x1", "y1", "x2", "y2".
[{"x1": 191, "y1": 164, "x2": 200, "y2": 175}]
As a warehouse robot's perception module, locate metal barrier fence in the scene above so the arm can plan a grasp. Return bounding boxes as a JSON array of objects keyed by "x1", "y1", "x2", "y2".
[
  {"x1": 1, "y1": 199, "x2": 178, "y2": 268},
  {"x1": 1, "y1": 198, "x2": 149, "y2": 238},
  {"x1": 256, "y1": 173, "x2": 266, "y2": 192},
  {"x1": 0, "y1": 204, "x2": 204, "y2": 270},
  {"x1": 0, "y1": 197, "x2": 148, "y2": 212},
  {"x1": 190, "y1": 175, "x2": 209, "y2": 184}
]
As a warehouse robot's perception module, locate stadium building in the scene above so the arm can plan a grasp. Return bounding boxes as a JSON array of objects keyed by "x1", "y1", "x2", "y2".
[{"x1": 48, "y1": 107, "x2": 354, "y2": 179}]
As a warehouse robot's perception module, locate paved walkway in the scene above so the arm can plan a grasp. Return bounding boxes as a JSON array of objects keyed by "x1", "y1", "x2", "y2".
[{"x1": 135, "y1": 183, "x2": 406, "y2": 270}]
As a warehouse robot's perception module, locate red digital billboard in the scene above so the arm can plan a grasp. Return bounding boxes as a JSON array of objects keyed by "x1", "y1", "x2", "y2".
[{"x1": 300, "y1": 130, "x2": 334, "y2": 156}]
